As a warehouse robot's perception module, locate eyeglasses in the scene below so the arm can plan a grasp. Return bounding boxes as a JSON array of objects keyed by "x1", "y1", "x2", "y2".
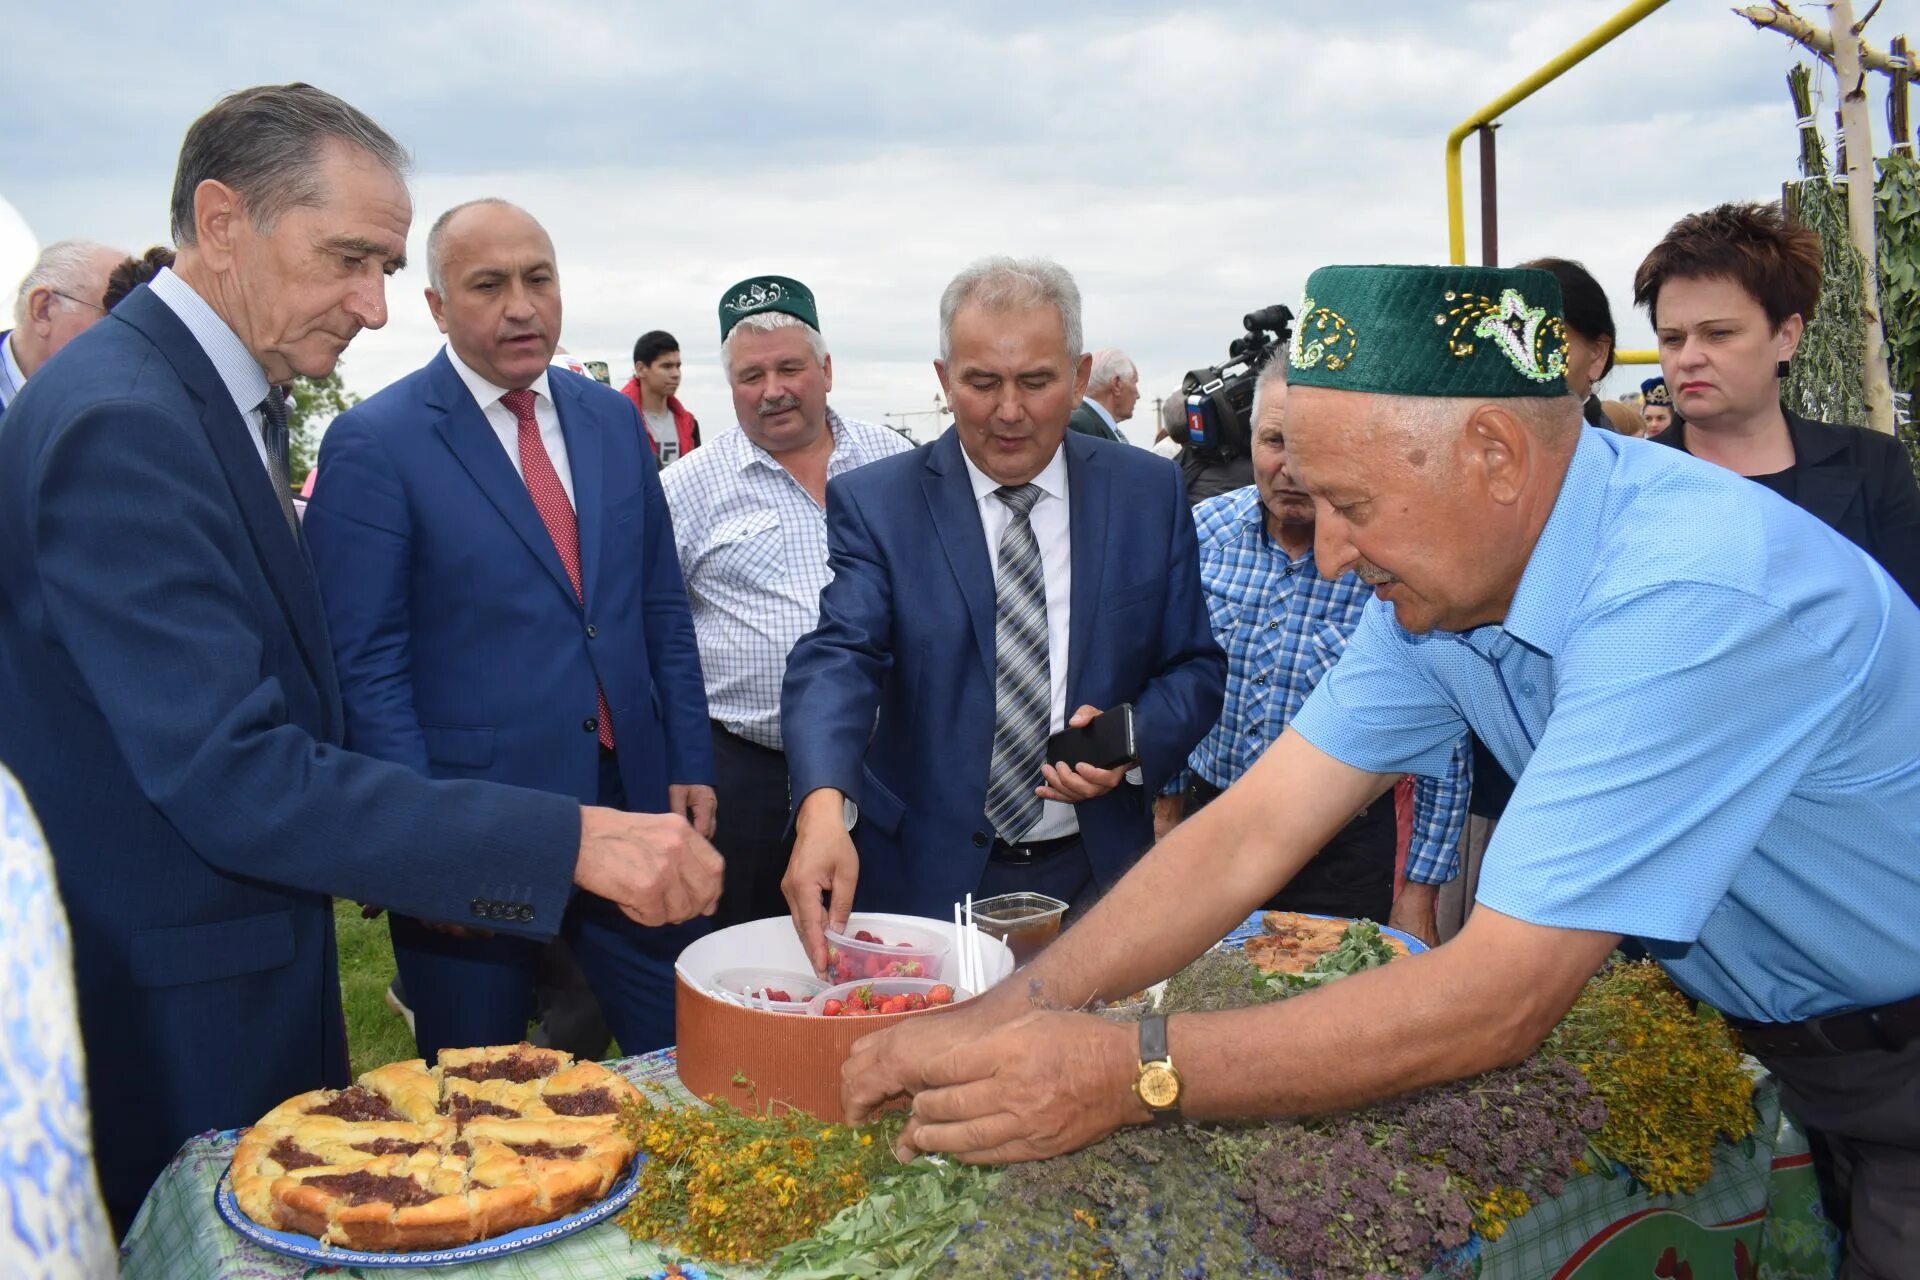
[{"x1": 50, "y1": 290, "x2": 105, "y2": 314}]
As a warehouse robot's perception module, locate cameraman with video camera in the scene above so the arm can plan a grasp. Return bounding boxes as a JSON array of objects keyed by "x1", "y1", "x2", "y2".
[{"x1": 1165, "y1": 305, "x2": 1294, "y2": 505}]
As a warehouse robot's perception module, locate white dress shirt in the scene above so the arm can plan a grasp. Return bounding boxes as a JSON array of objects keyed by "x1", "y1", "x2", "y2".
[
  {"x1": 0, "y1": 330, "x2": 26, "y2": 410},
  {"x1": 447, "y1": 346, "x2": 574, "y2": 507},
  {"x1": 147, "y1": 268, "x2": 274, "y2": 479},
  {"x1": 958, "y1": 441, "x2": 1077, "y2": 841}
]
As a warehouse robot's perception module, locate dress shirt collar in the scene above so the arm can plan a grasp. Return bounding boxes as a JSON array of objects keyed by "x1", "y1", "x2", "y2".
[
  {"x1": 1082, "y1": 396, "x2": 1118, "y2": 433},
  {"x1": 147, "y1": 267, "x2": 270, "y2": 422},
  {"x1": 446, "y1": 344, "x2": 553, "y2": 416},
  {"x1": 1, "y1": 329, "x2": 26, "y2": 399},
  {"x1": 1494, "y1": 429, "x2": 1612, "y2": 658},
  {"x1": 958, "y1": 436, "x2": 1069, "y2": 506}
]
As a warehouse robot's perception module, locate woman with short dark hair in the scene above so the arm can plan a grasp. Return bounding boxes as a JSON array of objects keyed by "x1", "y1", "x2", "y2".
[{"x1": 1634, "y1": 201, "x2": 1920, "y2": 603}]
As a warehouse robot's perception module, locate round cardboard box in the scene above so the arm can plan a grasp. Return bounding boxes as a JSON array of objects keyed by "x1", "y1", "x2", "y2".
[{"x1": 674, "y1": 914, "x2": 1014, "y2": 1119}]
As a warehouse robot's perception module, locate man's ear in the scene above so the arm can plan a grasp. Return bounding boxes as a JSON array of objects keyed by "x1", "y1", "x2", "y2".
[
  {"x1": 1071, "y1": 351, "x2": 1093, "y2": 402},
  {"x1": 193, "y1": 178, "x2": 245, "y2": 273},
  {"x1": 25, "y1": 286, "x2": 57, "y2": 334},
  {"x1": 424, "y1": 288, "x2": 451, "y2": 336},
  {"x1": 1466, "y1": 403, "x2": 1528, "y2": 506}
]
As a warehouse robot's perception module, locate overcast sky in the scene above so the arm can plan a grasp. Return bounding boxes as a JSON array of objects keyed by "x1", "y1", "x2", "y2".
[{"x1": 2, "y1": 1, "x2": 1899, "y2": 443}]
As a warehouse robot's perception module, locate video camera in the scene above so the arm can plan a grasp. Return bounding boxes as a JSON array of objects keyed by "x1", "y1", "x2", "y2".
[{"x1": 1176, "y1": 303, "x2": 1294, "y2": 460}]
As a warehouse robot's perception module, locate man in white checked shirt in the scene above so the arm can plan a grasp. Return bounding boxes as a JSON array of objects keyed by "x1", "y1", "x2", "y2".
[{"x1": 660, "y1": 275, "x2": 912, "y2": 927}]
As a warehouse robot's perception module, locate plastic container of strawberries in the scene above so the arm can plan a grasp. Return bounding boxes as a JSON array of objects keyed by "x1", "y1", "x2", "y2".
[
  {"x1": 823, "y1": 917, "x2": 951, "y2": 984},
  {"x1": 806, "y1": 977, "x2": 970, "y2": 1018},
  {"x1": 708, "y1": 967, "x2": 826, "y2": 1014}
]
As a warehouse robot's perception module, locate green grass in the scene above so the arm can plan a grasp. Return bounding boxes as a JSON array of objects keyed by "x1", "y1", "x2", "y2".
[{"x1": 334, "y1": 900, "x2": 417, "y2": 1078}]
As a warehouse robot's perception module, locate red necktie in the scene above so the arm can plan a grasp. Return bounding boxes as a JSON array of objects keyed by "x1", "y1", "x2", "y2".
[{"x1": 503, "y1": 389, "x2": 614, "y2": 750}]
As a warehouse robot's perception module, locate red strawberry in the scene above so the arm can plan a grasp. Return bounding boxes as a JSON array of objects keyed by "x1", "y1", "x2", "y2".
[
  {"x1": 927, "y1": 984, "x2": 954, "y2": 1006},
  {"x1": 822, "y1": 999, "x2": 843, "y2": 1017},
  {"x1": 896, "y1": 941, "x2": 913, "y2": 947},
  {"x1": 906, "y1": 993, "x2": 927, "y2": 1011},
  {"x1": 765, "y1": 989, "x2": 791, "y2": 1003},
  {"x1": 881, "y1": 996, "x2": 908, "y2": 1014},
  {"x1": 855, "y1": 931, "x2": 881, "y2": 944}
]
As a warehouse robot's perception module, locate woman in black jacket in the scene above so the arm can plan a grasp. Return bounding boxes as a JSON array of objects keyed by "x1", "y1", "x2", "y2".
[{"x1": 1633, "y1": 201, "x2": 1920, "y2": 603}]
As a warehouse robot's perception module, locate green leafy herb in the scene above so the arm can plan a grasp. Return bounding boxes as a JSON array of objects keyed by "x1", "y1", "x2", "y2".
[
  {"x1": 765, "y1": 1157, "x2": 997, "y2": 1280},
  {"x1": 1253, "y1": 919, "x2": 1399, "y2": 997}
]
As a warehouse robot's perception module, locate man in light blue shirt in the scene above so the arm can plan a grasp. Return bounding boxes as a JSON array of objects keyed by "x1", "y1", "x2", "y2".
[{"x1": 839, "y1": 264, "x2": 1920, "y2": 1280}]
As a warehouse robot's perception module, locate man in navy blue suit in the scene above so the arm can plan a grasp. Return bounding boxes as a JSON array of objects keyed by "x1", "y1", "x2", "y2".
[
  {"x1": 306, "y1": 199, "x2": 715, "y2": 1059},
  {"x1": 0, "y1": 85, "x2": 722, "y2": 1231},
  {"x1": 781, "y1": 257, "x2": 1224, "y2": 969}
]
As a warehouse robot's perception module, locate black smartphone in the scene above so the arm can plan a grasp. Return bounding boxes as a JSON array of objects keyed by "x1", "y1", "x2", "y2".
[{"x1": 1046, "y1": 704, "x2": 1138, "y2": 771}]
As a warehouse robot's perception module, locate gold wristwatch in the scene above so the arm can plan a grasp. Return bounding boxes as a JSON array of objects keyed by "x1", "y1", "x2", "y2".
[{"x1": 1133, "y1": 1014, "x2": 1183, "y2": 1119}]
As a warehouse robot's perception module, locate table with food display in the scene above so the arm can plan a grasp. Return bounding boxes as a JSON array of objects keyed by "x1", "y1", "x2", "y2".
[{"x1": 119, "y1": 898, "x2": 1841, "y2": 1280}]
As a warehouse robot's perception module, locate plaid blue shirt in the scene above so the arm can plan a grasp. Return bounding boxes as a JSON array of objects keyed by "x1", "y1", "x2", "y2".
[{"x1": 1171, "y1": 486, "x2": 1468, "y2": 885}]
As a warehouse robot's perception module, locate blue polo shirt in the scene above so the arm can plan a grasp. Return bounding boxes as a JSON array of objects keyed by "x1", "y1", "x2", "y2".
[{"x1": 1292, "y1": 428, "x2": 1920, "y2": 1023}]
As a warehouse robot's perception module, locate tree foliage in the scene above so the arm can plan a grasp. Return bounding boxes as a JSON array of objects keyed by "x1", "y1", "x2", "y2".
[{"x1": 286, "y1": 365, "x2": 360, "y2": 484}]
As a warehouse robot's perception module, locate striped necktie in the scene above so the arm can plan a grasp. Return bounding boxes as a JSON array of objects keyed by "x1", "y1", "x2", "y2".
[{"x1": 983, "y1": 482, "x2": 1051, "y2": 842}]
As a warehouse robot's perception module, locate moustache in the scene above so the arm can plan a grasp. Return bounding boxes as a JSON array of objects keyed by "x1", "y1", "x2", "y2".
[
  {"x1": 757, "y1": 395, "x2": 802, "y2": 417},
  {"x1": 1353, "y1": 561, "x2": 1398, "y2": 586}
]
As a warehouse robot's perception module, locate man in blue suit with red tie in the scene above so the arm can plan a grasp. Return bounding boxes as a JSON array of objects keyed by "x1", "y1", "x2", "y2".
[
  {"x1": 305, "y1": 199, "x2": 716, "y2": 1058},
  {"x1": 781, "y1": 257, "x2": 1225, "y2": 969}
]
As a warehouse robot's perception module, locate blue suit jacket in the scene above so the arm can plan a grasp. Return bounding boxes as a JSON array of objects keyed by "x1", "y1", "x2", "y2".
[
  {"x1": 782, "y1": 428, "x2": 1225, "y2": 916},
  {"x1": 0, "y1": 286, "x2": 580, "y2": 1226},
  {"x1": 304, "y1": 351, "x2": 711, "y2": 810}
]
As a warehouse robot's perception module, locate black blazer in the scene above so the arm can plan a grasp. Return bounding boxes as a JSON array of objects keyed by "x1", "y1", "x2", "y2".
[{"x1": 1654, "y1": 410, "x2": 1920, "y2": 605}]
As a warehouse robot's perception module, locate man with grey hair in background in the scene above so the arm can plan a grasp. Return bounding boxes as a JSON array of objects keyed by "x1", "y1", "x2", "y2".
[
  {"x1": 0, "y1": 238, "x2": 125, "y2": 412},
  {"x1": 0, "y1": 84, "x2": 721, "y2": 1229},
  {"x1": 780, "y1": 256, "x2": 1223, "y2": 970},
  {"x1": 1067, "y1": 347, "x2": 1138, "y2": 442},
  {"x1": 661, "y1": 275, "x2": 912, "y2": 929}
]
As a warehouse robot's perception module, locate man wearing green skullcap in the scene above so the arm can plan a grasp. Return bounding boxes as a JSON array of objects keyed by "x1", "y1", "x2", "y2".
[
  {"x1": 660, "y1": 274, "x2": 911, "y2": 928},
  {"x1": 843, "y1": 263, "x2": 1920, "y2": 1276}
]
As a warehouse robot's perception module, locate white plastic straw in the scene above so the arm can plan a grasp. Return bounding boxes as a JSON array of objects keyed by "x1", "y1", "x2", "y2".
[
  {"x1": 952, "y1": 903, "x2": 966, "y2": 989},
  {"x1": 964, "y1": 892, "x2": 978, "y2": 993}
]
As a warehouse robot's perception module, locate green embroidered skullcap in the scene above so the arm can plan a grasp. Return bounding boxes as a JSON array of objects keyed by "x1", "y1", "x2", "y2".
[
  {"x1": 1288, "y1": 265, "x2": 1569, "y2": 397},
  {"x1": 718, "y1": 275, "x2": 819, "y2": 341}
]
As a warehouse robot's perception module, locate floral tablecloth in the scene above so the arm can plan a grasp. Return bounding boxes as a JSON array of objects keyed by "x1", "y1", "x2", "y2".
[{"x1": 119, "y1": 912, "x2": 1843, "y2": 1280}]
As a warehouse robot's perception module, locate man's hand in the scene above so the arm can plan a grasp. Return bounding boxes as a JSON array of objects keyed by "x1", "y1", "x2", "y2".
[
  {"x1": 852, "y1": 1009, "x2": 1144, "y2": 1164},
  {"x1": 573, "y1": 805, "x2": 724, "y2": 927},
  {"x1": 1153, "y1": 793, "x2": 1184, "y2": 841},
  {"x1": 784, "y1": 789, "x2": 859, "y2": 975},
  {"x1": 1387, "y1": 880, "x2": 1440, "y2": 947},
  {"x1": 1036, "y1": 705, "x2": 1130, "y2": 804},
  {"x1": 669, "y1": 783, "x2": 718, "y2": 840}
]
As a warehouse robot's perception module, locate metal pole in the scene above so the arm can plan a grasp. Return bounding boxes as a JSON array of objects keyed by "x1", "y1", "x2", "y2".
[
  {"x1": 1445, "y1": 0, "x2": 1671, "y2": 264},
  {"x1": 1478, "y1": 125, "x2": 1499, "y2": 267}
]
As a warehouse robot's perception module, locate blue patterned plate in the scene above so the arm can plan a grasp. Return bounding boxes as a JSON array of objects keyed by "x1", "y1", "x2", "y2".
[
  {"x1": 214, "y1": 1146, "x2": 642, "y2": 1269},
  {"x1": 1219, "y1": 909, "x2": 1430, "y2": 955}
]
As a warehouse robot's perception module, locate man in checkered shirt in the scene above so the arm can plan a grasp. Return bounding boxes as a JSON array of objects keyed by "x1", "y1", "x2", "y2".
[
  {"x1": 1158, "y1": 359, "x2": 1469, "y2": 943},
  {"x1": 660, "y1": 275, "x2": 913, "y2": 928}
]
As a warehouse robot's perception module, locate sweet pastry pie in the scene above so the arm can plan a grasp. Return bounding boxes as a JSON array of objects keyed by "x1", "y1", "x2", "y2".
[
  {"x1": 230, "y1": 1043, "x2": 642, "y2": 1250},
  {"x1": 1241, "y1": 911, "x2": 1410, "y2": 974}
]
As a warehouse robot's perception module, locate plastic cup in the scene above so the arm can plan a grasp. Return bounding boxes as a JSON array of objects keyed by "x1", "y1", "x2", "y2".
[
  {"x1": 823, "y1": 917, "x2": 950, "y2": 984},
  {"x1": 709, "y1": 967, "x2": 826, "y2": 1014},
  {"x1": 806, "y1": 977, "x2": 971, "y2": 1018},
  {"x1": 969, "y1": 892, "x2": 1069, "y2": 965}
]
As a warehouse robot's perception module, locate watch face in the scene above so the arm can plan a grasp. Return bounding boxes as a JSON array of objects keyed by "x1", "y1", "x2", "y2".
[{"x1": 1137, "y1": 1062, "x2": 1181, "y2": 1110}]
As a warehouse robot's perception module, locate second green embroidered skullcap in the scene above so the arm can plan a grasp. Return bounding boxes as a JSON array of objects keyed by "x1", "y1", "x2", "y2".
[
  {"x1": 718, "y1": 275, "x2": 820, "y2": 341},
  {"x1": 1288, "y1": 265, "x2": 1569, "y2": 398}
]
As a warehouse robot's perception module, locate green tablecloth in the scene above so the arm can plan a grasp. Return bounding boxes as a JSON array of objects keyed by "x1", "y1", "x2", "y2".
[{"x1": 119, "y1": 1048, "x2": 1838, "y2": 1280}]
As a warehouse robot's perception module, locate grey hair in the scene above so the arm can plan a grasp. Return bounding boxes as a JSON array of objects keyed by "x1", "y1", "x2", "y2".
[
  {"x1": 1249, "y1": 358, "x2": 1290, "y2": 425},
  {"x1": 170, "y1": 83, "x2": 411, "y2": 246},
  {"x1": 425, "y1": 197, "x2": 524, "y2": 293},
  {"x1": 721, "y1": 311, "x2": 829, "y2": 382},
  {"x1": 1087, "y1": 348, "x2": 1137, "y2": 392},
  {"x1": 12, "y1": 239, "x2": 116, "y2": 327},
  {"x1": 938, "y1": 256, "x2": 1082, "y2": 363}
]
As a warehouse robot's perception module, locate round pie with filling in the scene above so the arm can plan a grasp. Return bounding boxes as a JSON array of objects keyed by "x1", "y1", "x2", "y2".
[{"x1": 230, "y1": 1043, "x2": 643, "y2": 1250}]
